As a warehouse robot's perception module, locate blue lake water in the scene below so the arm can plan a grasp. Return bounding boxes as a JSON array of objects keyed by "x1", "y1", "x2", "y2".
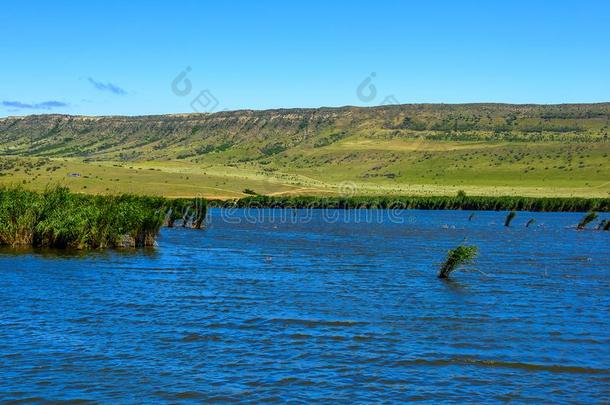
[{"x1": 1, "y1": 209, "x2": 609, "y2": 402}]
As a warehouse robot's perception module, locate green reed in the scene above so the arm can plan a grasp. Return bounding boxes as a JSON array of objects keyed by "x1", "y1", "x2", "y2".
[
  {"x1": 438, "y1": 245, "x2": 479, "y2": 279},
  {"x1": 0, "y1": 186, "x2": 167, "y2": 249},
  {"x1": 222, "y1": 195, "x2": 610, "y2": 212}
]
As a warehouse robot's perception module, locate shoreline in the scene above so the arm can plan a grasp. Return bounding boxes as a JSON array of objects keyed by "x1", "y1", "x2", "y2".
[{"x1": 209, "y1": 194, "x2": 610, "y2": 213}]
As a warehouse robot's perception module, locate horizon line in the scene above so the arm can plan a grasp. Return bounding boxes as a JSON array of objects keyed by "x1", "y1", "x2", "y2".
[{"x1": 2, "y1": 101, "x2": 610, "y2": 120}]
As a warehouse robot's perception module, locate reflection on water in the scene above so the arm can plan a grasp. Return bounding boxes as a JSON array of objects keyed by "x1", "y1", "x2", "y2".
[{"x1": 1, "y1": 209, "x2": 609, "y2": 402}]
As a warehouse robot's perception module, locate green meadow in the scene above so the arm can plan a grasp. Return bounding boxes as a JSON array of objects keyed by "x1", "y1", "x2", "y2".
[
  {"x1": 1, "y1": 104, "x2": 609, "y2": 198},
  {"x1": 1, "y1": 138, "x2": 608, "y2": 199}
]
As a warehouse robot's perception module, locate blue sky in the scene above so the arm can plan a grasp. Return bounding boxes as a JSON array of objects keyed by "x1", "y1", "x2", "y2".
[{"x1": 1, "y1": 0, "x2": 609, "y2": 116}]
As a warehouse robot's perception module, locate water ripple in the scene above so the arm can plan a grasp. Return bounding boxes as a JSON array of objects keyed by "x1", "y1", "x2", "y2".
[{"x1": 0, "y1": 209, "x2": 608, "y2": 402}]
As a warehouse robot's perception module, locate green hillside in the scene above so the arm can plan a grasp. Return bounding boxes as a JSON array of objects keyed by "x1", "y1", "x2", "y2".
[{"x1": 1, "y1": 103, "x2": 609, "y2": 198}]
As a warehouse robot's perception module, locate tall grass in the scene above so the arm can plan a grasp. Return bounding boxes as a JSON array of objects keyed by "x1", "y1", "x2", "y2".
[
  {"x1": 223, "y1": 195, "x2": 610, "y2": 212},
  {"x1": 438, "y1": 245, "x2": 479, "y2": 279},
  {"x1": 0, "y1": 186, "x2": 167, "y2": 249}
]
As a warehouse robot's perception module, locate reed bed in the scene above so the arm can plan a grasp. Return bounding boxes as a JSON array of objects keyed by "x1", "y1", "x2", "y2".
[
  {"x1": 221, "y1": 194, "x2": 610, "y2": 212},
  {"x1": 0, "y1": 186, "x2": 168, "y2": 249}
]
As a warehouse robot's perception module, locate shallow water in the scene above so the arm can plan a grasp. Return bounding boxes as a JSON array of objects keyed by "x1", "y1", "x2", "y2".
[{"x1": 1, "y1": 209, "x2": 609, "y2": 402}]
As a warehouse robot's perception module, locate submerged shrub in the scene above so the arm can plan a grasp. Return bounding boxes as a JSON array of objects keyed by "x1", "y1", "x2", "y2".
[
  {"x1": 577, "y1": 212, "x2": 598, "y2": 230},
  {"x1": 504, "y1": 211, "x2": 516, "y2": 227},
  {"x1": 165, "y1": 198, "x2": 208, "y2": 229},
  {"x1": 438, "y1": 245, "x2": 479, "y2": 279},
  {"x1": 525, "y1": 218, "x2": 536, "y2": 228}
]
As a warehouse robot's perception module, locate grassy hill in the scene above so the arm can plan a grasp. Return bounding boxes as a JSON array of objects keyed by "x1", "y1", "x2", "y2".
[{"x1": 1, "y1": 103, "x2": 609, "y2": 198}]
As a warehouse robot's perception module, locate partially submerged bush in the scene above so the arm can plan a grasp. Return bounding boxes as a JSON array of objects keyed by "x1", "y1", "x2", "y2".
[
  {"x1": 525, "y1": 218, "x2": 536, "y2": 228},
  {"x1": 577, "y1": 212, "x2": 598, "y2": 230},
  {"x1": 164, "y1": 198, "x2": 208, "y2": 229},
  {"x1": 593, "y1": 218, "x2": 609, "y2": 231},
  {"x1": 504, "y1": 211, "x2": 516, "y2": 227},
  {"x1": 438, "y1": 245, "x2": 479, "y2": 279}
]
